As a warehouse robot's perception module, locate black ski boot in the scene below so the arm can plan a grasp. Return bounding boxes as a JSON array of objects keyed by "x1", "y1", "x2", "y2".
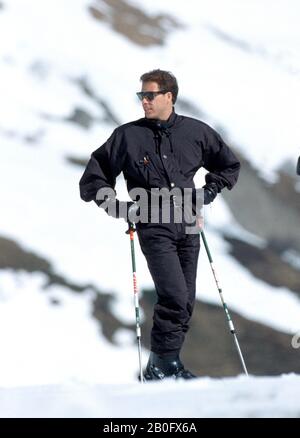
[{"x1": 143, "y1": 352, "x2": 197, "y2": 381}]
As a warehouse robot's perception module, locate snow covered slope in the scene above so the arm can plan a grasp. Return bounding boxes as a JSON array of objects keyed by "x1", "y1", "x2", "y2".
[{"x1": 1, "y1": 374, "x2": 300, "y2": 418}]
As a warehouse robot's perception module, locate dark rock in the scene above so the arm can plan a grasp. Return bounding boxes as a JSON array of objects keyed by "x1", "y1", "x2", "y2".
[
  {"x1": 224, "y1": 235, "x2": 300, "y2": 296},
  {"x1": 223, "y1": 152, "x2": 300, "y2": 254},
  {"x1": 0, "y1": 235, "x2": 97, "y2": 293},
  {"x1": 75, "y1": 77, "x2": 121, "y2": 126},
  {"x1": 66, "y1": 156, "x2": 89, "y2": 167},
  {"x1": 67, "y1": 108, "x2": 94, "y2": 129},
  {"x1": 89, "y1": 0, "x2": 182, "y2": 47}
]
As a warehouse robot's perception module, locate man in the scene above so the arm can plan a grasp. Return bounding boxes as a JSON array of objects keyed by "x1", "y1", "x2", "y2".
[{"x1": 79, "y1": 69, "x2": 240, "y2": 380}]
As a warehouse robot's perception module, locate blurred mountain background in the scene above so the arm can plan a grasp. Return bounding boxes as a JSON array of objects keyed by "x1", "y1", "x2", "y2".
[{"x1": 0, "y1": 0, "x2": 299, "y2": 386}]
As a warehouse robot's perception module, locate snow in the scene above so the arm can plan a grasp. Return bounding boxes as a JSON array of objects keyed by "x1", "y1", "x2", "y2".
[
  {"x1": 1, "y1": 374, "x2": 300, "y2": 418},
  {"x1": 0, "y1": 0, "x2": 299, "y2": 413},
  {"x1": 134, "y1": 0, "x2": 300, "y2": 178},
  {"x1": 0, "y1": 270, "x2": 141, "y2": 387},
  {"x1": 197, "y1": 200, "x2": 300, "y2": 334}
]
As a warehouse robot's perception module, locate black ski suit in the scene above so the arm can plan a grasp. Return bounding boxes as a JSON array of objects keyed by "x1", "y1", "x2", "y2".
[{"x1": 79, "y1": 111, "x2": 240, "y2": 356}]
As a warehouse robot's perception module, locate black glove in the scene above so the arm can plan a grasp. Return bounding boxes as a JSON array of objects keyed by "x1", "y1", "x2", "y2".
[
  {"x1": 127, "y1": 202, "x2": 140, "y2": 223},
  {"x1": 191, "y1": 182, "x2": 219, "y2": 208},
  {"x1": 203, "y1": 182, "x2": 218, "y2": 205},
  {"x1": 99, "y1": 197, "x2": 139, "y2": 222}
]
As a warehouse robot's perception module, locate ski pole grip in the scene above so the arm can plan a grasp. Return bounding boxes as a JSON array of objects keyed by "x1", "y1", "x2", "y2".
[{"x1": 126, "y1": 221, "x2": 136, "y2": 234}]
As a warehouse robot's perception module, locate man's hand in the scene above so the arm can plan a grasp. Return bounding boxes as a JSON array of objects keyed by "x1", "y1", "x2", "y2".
[
  {"x1": 203, "y1": 182, "x2": 218, "y2": 205},
  {"x1": 127, "y1": 202, "x2": 140, "y2": 223},
  {"x1": 192, "y1": 182, "x2": 219, "y2": 209},
  {"x1": 99, "y1": 196, "x2": 140, "y2": 222}
]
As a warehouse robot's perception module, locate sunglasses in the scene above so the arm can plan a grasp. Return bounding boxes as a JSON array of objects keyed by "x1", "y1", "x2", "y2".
[{"x1": 136, "y1": 90, "x2": 169, "y2": 101}]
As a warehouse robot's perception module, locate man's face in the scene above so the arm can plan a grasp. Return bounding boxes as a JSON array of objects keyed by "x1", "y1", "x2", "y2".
[{"x1": 140, "y1": 81, "x2": 173, "y2": 120}]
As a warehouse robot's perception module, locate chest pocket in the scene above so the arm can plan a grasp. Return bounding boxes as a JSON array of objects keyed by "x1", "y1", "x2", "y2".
[{"x1": 135, "y1": 152, "x2": 161, "y2": 187}]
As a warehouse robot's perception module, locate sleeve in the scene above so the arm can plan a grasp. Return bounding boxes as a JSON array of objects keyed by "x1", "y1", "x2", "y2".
[
  {"x1": 202, "y1": 126, "x2": 241, "y2": 191},
  {"x1": 79, "y1": 128, "x2": 126, "y2": 203}
]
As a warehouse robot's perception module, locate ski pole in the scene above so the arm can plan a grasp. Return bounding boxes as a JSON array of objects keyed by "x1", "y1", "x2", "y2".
[
  {"x1": 126, "y1": 221, "x2": 144, "y2": 383},
  {"x1": 200, "y1": 229, "x2": 249, "y2": 376}
]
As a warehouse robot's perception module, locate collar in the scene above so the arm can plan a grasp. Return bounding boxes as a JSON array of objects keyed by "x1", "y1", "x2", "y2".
[{"x1": 142, "y1": 110, "x2": 177, "y2": 132}]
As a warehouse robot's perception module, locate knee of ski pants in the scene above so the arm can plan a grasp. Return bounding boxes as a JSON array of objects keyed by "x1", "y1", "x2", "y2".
[{"x1": 136, "y1": 223, "x2": 199, "y2": 305}]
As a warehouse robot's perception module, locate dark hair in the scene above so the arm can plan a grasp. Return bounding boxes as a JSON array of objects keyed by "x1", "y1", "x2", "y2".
[{"x1": 140, "y1": 69, "x2": 178, "y2": 104}]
